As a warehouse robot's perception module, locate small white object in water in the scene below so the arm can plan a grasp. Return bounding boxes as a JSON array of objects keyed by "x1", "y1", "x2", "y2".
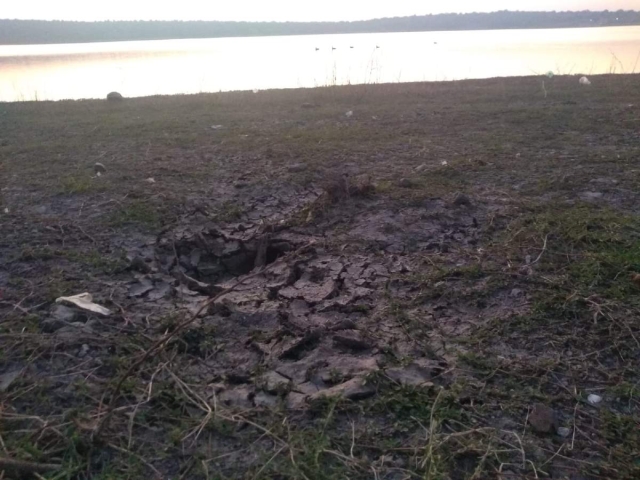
[
  {"x1": 587, "y1": 394, "x2": 602, "y2": 405},
  {"x1": 579, "y1": 76, "x2": 591, "y2": 85},
  {"x1": 345, "y1": 110, "x2": 353, "y2": 117}
]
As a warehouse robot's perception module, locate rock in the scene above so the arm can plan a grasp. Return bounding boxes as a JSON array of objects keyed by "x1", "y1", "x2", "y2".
[
  {"x1": 453, "y1": 192, "x2": 472, "y2": 207},
  {"x1": 333, "y1": 331, "x2": 373, "y2": 351},
  {"x1": 51, "y1": 304, "x2": 78, "y2": 323},
  {"x1": 94, "y1": 163, "x2": 107, "y2": 175},
  {"x1": 557, "y1": 427, "x2": 572, "y2": 438},
  {"x1": 587, "y1": 394, "x2": 602, "y2": 405},
  {"x1": 528, "y1": 403, "x2": 557, "y2": 433},
  {"x1": 398, "y1": 178, "x2": 414, "y2": 188},
  {"x1": 254, "y1": 392, "x2": 279, "y2": 408},
  {"x1": 129, "y1": 278, "x2": 154, "y2": 298},
  {"x1": 77, "y1": 344, "x2": 90, "y2": 358},
  {"x1": 261, "y1": 371, "x2": 291, "y2": 394},
  {"x1": 218, "y1": 387, "x2": 253, "y2": 409},
  {"x1": 288, "y1": 163, "x2": 307, "y2": 173},
  {"x1": 510, "y1": 288, "x2": 523, "y2": 298},
  {"x1": 286, "y1": 392, "x2": 307, "y2": 409},
  {"x1": 579, "y1": 76, "x2": 591, "y2": 86},
  {"x1": 414, "y1": 163, "x2": 428, "y2": 173},
  {"x1": 308, "y1": 377, "x2": 375, "y2": 401},
  {"x1": 345, "y1": 110, "x2": 353, "y2": 117},
  {"x1": 42, "y1": 305, "x2": 78, "y2": 332},
  {"x1": 580, "y1": 191, "x2": 603, "y2": 200},
  {"x1": 279, "y1": 330, "x2": 322, "y2": 360},
  {"x1": 386, "y1": 363, "x2": 434, "y2": 387},
  {"x1": 107, "y1": 91, "x2": 124, "y2": 101}
]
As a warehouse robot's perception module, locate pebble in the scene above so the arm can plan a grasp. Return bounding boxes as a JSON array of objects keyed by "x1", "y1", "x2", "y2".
[
  {"x1": 587, "y1": 394, "x2": 602, "y2": 405},
  {"x1": 557, "y1": 427, "x2": 572, "y2": 438},
  {"x1": 528, "y1": 403, "x2": 557, "y2": 433}
]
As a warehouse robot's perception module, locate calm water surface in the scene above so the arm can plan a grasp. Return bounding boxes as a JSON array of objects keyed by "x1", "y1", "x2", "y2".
[{"x1": 1, "y1": 26, "x2": 639, "y2": 101}]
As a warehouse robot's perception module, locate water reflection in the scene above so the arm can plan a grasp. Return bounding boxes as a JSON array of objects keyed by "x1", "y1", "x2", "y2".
[{"x1": 0, "y1": 26, "x2": 638, "y2": 101}]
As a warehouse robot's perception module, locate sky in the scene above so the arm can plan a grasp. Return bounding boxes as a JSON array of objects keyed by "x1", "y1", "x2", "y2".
[{"x1": 2, "y1": 0, "x2": 637, "y2": 22}]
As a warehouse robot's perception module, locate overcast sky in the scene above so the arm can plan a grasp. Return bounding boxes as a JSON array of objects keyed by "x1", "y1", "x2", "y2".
[{"x1": 2, "y1": 0, "x2": 637, "y2": 22}]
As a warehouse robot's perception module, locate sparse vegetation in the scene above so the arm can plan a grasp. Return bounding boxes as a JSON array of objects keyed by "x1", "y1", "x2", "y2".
[{"x1": 1, "y1": 75, "x2": 639, "y2": 479}]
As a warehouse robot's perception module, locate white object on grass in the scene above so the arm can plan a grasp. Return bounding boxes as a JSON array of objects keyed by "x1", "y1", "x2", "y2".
[
  {"x1": 146, "y1": 177, "x2": 156, "y2": 183},
  {"x1": 441, "y1": 160, "x2": 448, "y2": 166},
  {"x1": 3, "y1": 208, "x2": 8, "y2": 214},
  {"x1": 211, "y1": 125, "x2": 223, "y2": 130},
  {"x1": 587, "y1": 394, "x2": 602, "y2": 405},
  {"x1": 345, "y1": 111, "x2": 353, "y2": 117},
  {"x1": 56, "y1": 293, "x2": 112, "y2": 317},
  {"x1": 579, "y1": 76, "x2": 591, "y2": 85}
]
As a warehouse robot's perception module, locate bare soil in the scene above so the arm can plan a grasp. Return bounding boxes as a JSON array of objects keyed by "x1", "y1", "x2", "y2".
[{"x1": 1, "y1": 75, "x2": 640, "y2": 479}]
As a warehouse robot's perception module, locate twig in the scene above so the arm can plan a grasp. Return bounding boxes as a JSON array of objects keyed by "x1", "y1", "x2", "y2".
[
  {"x1": 529, "y1": 234, "x2": 549, "y2": 266},
  {"x1": 0, "y1": 457, "x2": 61, "y2": 475}
]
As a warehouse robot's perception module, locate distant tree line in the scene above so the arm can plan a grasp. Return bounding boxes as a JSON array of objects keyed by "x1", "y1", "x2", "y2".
[{"x1": 1, "y1": 10, "x2": 639, "y2": 45}]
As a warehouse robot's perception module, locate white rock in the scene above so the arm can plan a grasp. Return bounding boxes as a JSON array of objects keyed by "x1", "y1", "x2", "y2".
[
  {"x1": 145, "y1": 177, "x2": 156, "y2": 183},
  {"x1": 441, "y1": 160, "x2": 448, "y2": 166},
  {"x1": 587, "y1": 394, "x2": 602, "y2": 405},
  {"x1": 345, "y1": 111, "x2": 353, "y2": 117},
  {"x1": 579, "y1": 76, "x2": 591, "y2": 86},
  {"x1": 2, "y1": 207, "x2": 8, "y2": 214},
  {"x1": 557, "y1": 427, "x2": 571, "y2": 438}
]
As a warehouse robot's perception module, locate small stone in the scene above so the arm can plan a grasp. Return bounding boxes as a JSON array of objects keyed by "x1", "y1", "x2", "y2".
[
  {"x1": 286, "y1": 392, "x2": 307, "y2": 409},
  {"x1": 414, "y1": 163, "x2": 428, "y2": 173},
  {"x1": 107, "y1": 91, "x2": 123, "y2": 101},
  {"x1": 557, "y1": 427, "x2": 571, "y2": 438},
  {"x1": 308, "y1": 377, "x2": 374, "y2": 401},
  {"x1": 398, "y1": 178, "x2": 413, "y2": 188},
  {"x1": 129, "y1": 279, "x2": 154, "y2": 298},
  {"x1": 386, "y1": 363, "x2": 434, "y2": 387},
  {"x1": 345, "y1": 110, "x2": 353, "y2": 117},
  {"x1": 254, "y1": 392, "x2": 278, "y2": 408},
  {"x1": 51, "y1": 304, "x2": 78, "y2": 323},
  {"x1": 94, "y1": 163, "x2": 107, "y2": 175},
  {"x1": 453, "y1": 192, "x2": 472, "y2": 207},
  {"x1": 78, "y1": 344, "x2": 90, "y2": 358},
  {"x1": 288, "y1": 163, "x2": 307, "y2": 173},
  {"x1": 261, "y1": 371, "x2": 291, "y2": 394},
  {"x1": 580, "y1": 191, "x2": 603, "y2": 200},
  {"x1": 528, "y1": 403, "x2": 557, "y2": 433},
  {"x1": 145, "y1": 177, "x2": 156, "y2": 184},
  {"x1": 218, "y1": 387, "x2": 253, "y2": 408},
  {"x1": 587, "y1": 394, "x2": 602, "y2": 405}
]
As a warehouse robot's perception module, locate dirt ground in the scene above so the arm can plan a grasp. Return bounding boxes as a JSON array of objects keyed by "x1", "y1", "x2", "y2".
[{"x1": 1, "y1": 75, "x2": 639, "y2": 479}]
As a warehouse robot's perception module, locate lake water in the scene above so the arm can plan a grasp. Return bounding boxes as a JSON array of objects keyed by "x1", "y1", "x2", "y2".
[{"x1": 1, "y1": 26, "x2": 639, "y2": 102}]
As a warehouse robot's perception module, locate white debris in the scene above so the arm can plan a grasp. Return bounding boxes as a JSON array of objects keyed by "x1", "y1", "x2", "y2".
[
  {"x1": 94, "y1": 162, "x2": 106, "y2": 174},
  {"x1": 56, "y1": 293, "x2": 112, "y2": 317},
  {"x1": 557, "y1": 427, "x2": 571, "y2": 438},
  {"x1": 345, "y1": 111, "x2": 353, "y2": 117},
  {"x1": 441, "y1": 160, "x2": 448, "y2": 166},
  {"x1": 587, "y1": 394, "x2": 602, "y2": 405},
  {"x1": 2, "y1": 207, "x2": 8, "y2": 214},
  {"x1": 252, "y1": 89, "x2": 259, "y2": 94},
  {"x1": 145, "y1": 177, "x2": 156, "y2": 183},
  {"x1": 579, "y1": 76, "x2": 591, "y2": 86},
  {"x1": 211, "y1": 125, "x2": 224, "y2": 130}
]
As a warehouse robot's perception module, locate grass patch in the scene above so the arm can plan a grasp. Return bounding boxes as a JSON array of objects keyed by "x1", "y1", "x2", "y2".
[{"x1": 109, "y1": 200, "x2": 160, "y2": 228}]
